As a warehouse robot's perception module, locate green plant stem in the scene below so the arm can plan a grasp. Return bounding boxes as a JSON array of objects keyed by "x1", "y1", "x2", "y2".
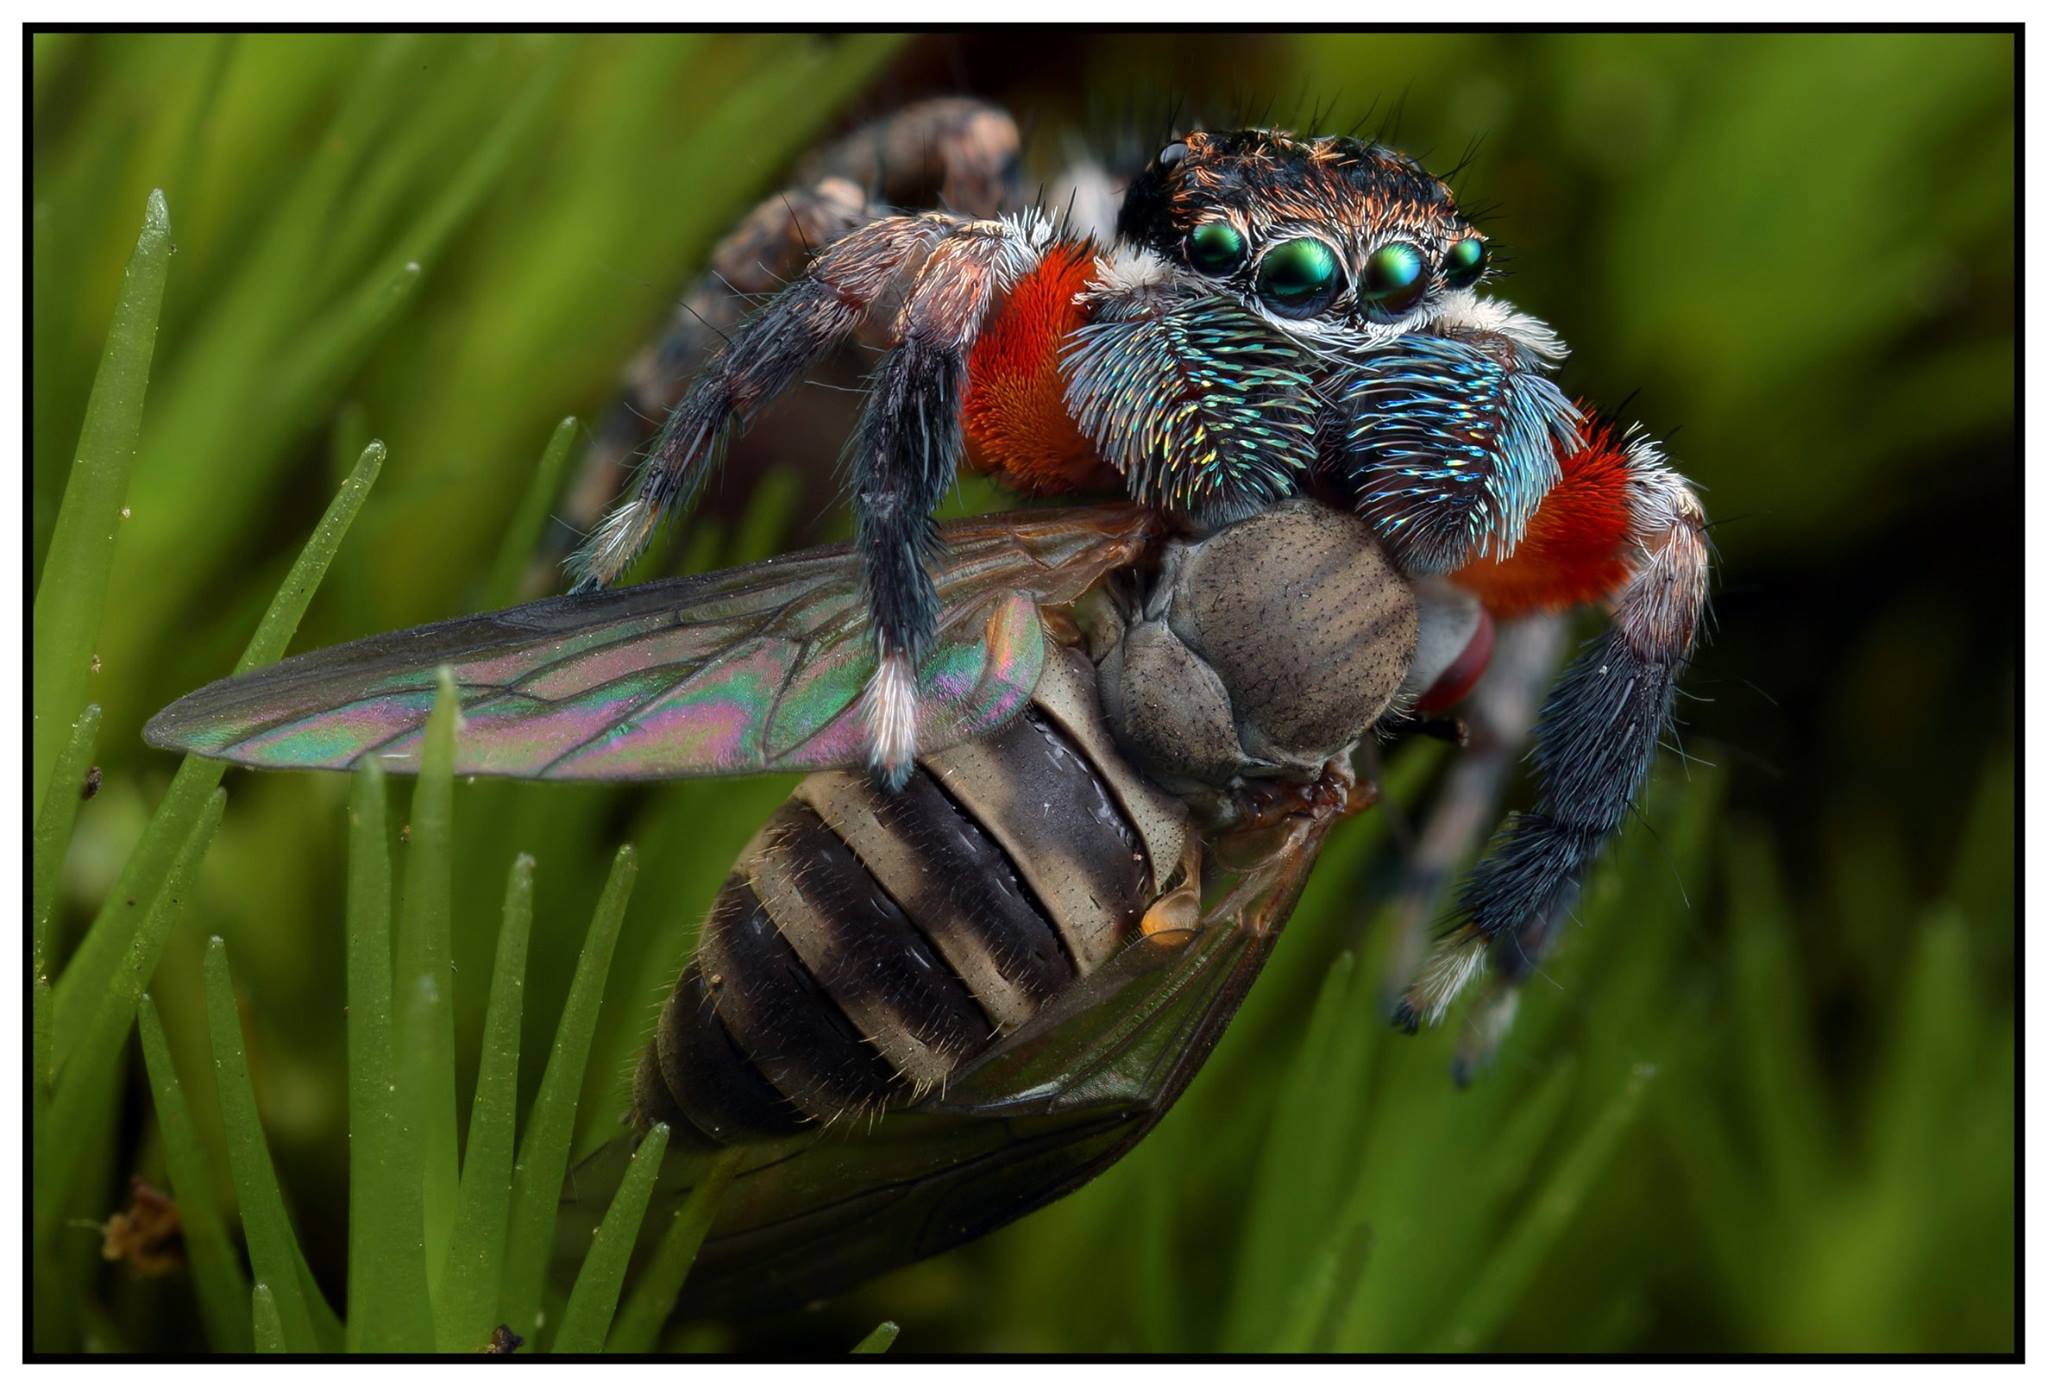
[
  {"x1": 607, "y1": 1149, "x2": 742, "y2": 1353},
  {"x1": 342, "y1": 758, "x2": 434, "y2": 1353},
  {"x1": 38, "y1": 788, "x2": 224, "y2": 1233},
  {"x1": 203, "y1": 937, "x2": 340, "y2": 1353},
  {"x1": 137, "y1": 994, "x2": 252, "y2": 1352},
  {"x1": 552, "y1": 1124, "x2": 670, "y2": 1354},
  {"x1": 32, "y1": 702, "x2": 100, "y2": 1109},
  {"x1": 852, "y1": 1322, "x2": 901, "y2": 1354},
  {"x1": 436, "y1": 854, "x2": 537, "y2": 1352},
  {"x1": 483, "y1": 416, "x2": 578, "y2": 608},
  {"x1": 251, "y1": 1285, "x2": 285, "y2": 1354},
  {"x1": 51, "y1": 440, "x2": 384, "y2": 1068},
  {"x1": 395, "y1": 670, "x2": 462, "y2": 1297},
  {"x1": 33, "y1": 190, "x2": 171, "y2": 809},
  {"x1": 499, "y1": 844, "x2": 638, "y2": 1340}
]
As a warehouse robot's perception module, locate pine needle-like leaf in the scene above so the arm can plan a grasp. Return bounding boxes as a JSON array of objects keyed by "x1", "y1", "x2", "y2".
[
  {"x1": 251, "y1": 1285, "x2": 285, "y2": 1354},
  {"x1": 395, "y1": 669, "x2": 462, "y2": 1292},
  {"x1": 499, "y1": 844, "x2": 638, "y2": 1341},
  {"x1": 436, "y1": 854, "x2": 538, "y2": 1352},
  {"x1": 343, "y1": 757, "x2": 433, "y2": 1353},
  {"x1": 607, "y1": 1149, "x2": 742, "y2": 1353},
  {"x1": 551, "y1": 1124, "x2": 671, "y2": 1354},
  {"x1": 137, "y1": 995, "x2": 251, "y2": 1353},
  {"x1": 52, "y1": 439, "x2": 383, "y2": 1066},
  {"x1": 33, "y1": 189, "x2": 171, "y2": 809},
  {"x1": 203, "y1": 937, "x2": 340, "y2": 1353}
]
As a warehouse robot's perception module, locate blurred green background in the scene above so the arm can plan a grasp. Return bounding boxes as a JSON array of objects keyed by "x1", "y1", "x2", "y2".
[{"x1": 31, "y1": 31, "x2": 2015, "y2": 1353}]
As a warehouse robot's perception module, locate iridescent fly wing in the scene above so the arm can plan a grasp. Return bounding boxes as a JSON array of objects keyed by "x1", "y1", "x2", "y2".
[
  {"x1": 641, "y1": 802, "x2": 1344, "y2": 1316},
  {"x1": 145, "y1": 504, "x2": 1163, "y2": 780}
]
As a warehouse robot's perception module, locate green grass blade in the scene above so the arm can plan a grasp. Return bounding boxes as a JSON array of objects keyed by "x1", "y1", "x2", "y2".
[
  {"x1": 32, "y1": 189, "x2": 171, "y2": 809},
  {"x1": 52, "y1": 440, "x2": 384, "y2": 1067},
  {"x1": 500, "y1": 844, "x2": 638, "y2": 1340},
  {"x1": 550, "y1": 1124, "x2": 670, "y2": 1354},
  {"x1": 343, "y1": 758, "x2": 434, "y2": 1353},
  {"x1": 251, "y1": 1285, "x2": 285, "y2": 1354},
  {"x1": 851, "y1": 1321, "x2": 901, "y2": 1354},
  {"x1": 436, "y1": 853, "x2": 537, "y2": 1352},
  {"x1": 137, "y1": 994, "x2": 251, "y2": 1352},
  {"x1": 607, "y1": 1149, "x2": 741, "y2": 1353},
  {"x1": 39, "y1": 787, "x2": 224, "y2": 1230},
  {"x1": 203, "y1": 936, "x2": 337, "y2": 1353},
  {"x1": 482, "y1": 416, "x2": 578, "y2": 608},
  {"x1": 1431, "y1": 1064, "x2": 1656, "y2": 1350},
  {"x1": 32, "y1": 701, "x2": 101, "y2": 980},
  {"x1": 395, "y1": 669, "x2": 462, "y2": 1294},
  {"x1": 33, "y1": 702, "x2": 101, "y2": 1105}
]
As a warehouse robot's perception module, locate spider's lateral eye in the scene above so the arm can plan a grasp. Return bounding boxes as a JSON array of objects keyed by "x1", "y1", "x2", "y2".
[
  {"x1": 1157, "y1": 141, "x2": 1190, "y2": 169},
  {"x1": 1444, "y1": 236, "x2": 1487, "y2": 289},
  {"x1": 1362, "y1": 241, "x2": 1428, "y2": 319},
  {"x1": 1188, "y1": 221, "x2": 1247, "y2": 274},
  {"x1": 1256, "y1": 237, "x2": 1341, "y2": 318}
]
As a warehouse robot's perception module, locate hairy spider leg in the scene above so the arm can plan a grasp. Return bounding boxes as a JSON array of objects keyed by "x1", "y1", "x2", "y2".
[
  {"x1": 851, "y1": 216, "x2": 1071, "y2": 783},
  {"x1": 571, "y1": 210, "x2": 972, "y2": 589},
  {"x1": 563, "y1": 98, "x2": 1022, "y2": 554},
  {"x1": 1394, "y1": 421, "x2": 1710, "y2": 1032}
]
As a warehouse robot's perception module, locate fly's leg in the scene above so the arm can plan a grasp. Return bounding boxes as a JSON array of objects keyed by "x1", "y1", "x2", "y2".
[
  {"x1": 1394, "y1": 432, "x2": 1710, "y2": 1034},
  {"x1": 559, "y1": 99, "x2": 1021, "y2": 565},
  {"x1": 1380, "y1": 612, "x2": 1566, "y2": 1011}
]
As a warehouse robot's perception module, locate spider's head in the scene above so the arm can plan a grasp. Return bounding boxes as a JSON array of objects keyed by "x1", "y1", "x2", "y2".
[{"x1": 1116, "y1": 129, "x2": 1490, "y2": 345}]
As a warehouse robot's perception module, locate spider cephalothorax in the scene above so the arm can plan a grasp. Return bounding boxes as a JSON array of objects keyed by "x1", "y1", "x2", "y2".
[
  {"x1": 1113, "y1": 129, "x2": 1488, "y2": 346},
  {"x1": 567, "y1": 102, "x2": 1710, "y2": 1047}
]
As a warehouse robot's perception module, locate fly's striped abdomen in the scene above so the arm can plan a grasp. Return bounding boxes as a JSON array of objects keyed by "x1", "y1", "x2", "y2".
[{"x1": 635, "y1": 648, "x2": 1191, "y2": 1148}]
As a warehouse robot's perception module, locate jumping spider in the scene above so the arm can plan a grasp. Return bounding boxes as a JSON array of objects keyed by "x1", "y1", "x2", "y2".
[{"x1": 569, "y1": 100, "x2": 1709, "y2": 1048}]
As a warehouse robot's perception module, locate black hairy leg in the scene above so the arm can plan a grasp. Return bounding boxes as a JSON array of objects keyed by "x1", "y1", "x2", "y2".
[
  {"x1": 852, "y1": 220, "x2": 1051, "y2": 784},
  {"x1": 1395, "y1": 435, "x2": 1710, "y2": 1035},
  {"x1": 571, "y1": 209, "x2": 997, "y2": 589},
  {"x1": 559, "y1": 98, "x2": 1021, "y2": 562}
]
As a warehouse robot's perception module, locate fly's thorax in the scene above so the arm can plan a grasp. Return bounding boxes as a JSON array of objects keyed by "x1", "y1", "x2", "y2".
[{"x1": 1094, "y1": 499, "x2": 1418, "y2": 811}]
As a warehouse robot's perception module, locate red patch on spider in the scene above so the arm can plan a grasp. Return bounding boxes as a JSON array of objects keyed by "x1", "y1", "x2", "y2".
[
  {"x1": 962, "y1": 244, "x2": 1116, "y2": 495},
  {"x1": 1453, "y1": 413, "x2": 1637, "y2": 618}
]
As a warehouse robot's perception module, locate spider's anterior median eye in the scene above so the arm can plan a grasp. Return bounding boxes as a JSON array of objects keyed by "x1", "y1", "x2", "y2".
[
  {"x1": 1444, "y1": 236, "x2": 1488, "y2": 289},
  {"x1": 1362, "y1": 242, "x2": 1428, "y2": 319},
  {"x1": 1256, "y1": 237, "x2": 1341, "y2": 317},
  {"x1": 1188, "y1": 221, "x2": 1247, "y2": 274}
]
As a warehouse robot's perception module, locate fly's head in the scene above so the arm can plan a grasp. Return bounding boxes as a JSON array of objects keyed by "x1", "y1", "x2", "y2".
[{"x1": 1114, "y1": 129, "x2": 1492, "y2": 351}]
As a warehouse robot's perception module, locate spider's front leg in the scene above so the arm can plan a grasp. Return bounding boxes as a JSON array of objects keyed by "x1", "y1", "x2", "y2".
[
  {"x1": 850, "y1": 213, "x2": 1070, "y2": 781},
  {"x1": 562, "y1": 99, "x2": 1020, "y2": 545},
  {"x1": 1391, "y1": 420, "x2": 1711, "y2": 1039},
  {"x1": 572, "y1": 209, "x2": 1014, "y2": 590}
]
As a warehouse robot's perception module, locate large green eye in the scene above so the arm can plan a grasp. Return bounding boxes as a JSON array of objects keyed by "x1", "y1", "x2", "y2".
[
  {"x1": 1362, "y1": 242, "x2": 1428, "y2": 318},
  {"x1": 1444, "y1": 235, "x2": 1487, "y2": 289},
  {"x1": 1256, "y1": 237, "x2": 1341, "y2": 317},
  {"x1": 1188, "y1": 221, "x2": 1246, "y2": 274}
]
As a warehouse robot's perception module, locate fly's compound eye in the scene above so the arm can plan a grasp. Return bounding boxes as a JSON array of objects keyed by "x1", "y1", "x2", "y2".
[
  {"x1": 1188, "y1": 221, "x2": 1247, "y2": 275},
  {"x1": 1444, "y1": 235, "x2": 1487, "y2": 289},
  {"x1": 1362, "y1": 242, "x2": 1428, "y2": 319},
  {"x1": 1256, "y1": 237, "x2": 1341, "y2": 318}
]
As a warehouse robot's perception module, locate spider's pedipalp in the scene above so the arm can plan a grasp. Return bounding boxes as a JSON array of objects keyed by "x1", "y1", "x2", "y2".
[{"x1": 1335, "y1": 320, "x2": 1581, "y2": 574}]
